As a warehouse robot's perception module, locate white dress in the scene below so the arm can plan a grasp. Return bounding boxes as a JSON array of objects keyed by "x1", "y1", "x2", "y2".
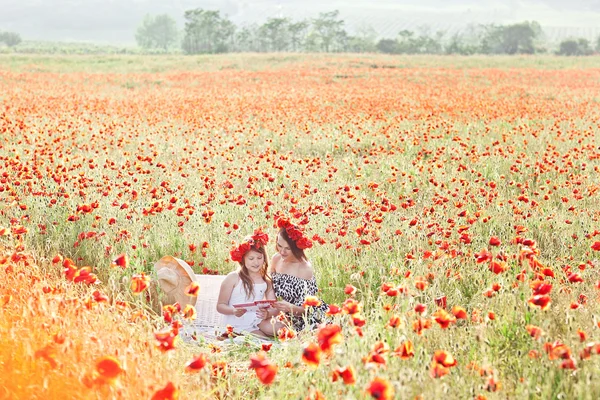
[{"x1": 222, "y1": 278, "x2": 267, "y2": 333}]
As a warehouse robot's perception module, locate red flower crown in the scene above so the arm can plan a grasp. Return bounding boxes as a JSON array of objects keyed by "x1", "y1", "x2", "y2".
[
  {"x1": 276, "y1": 217, "x2": 313, "y2": 250},
  {"x1": 230, "y1": 229, "x2": 269, "y2": 263}
]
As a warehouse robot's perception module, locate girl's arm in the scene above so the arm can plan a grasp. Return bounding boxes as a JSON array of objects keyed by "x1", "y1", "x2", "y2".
[
  {"x1": 216, "y1": 273, "x2": 244, "y2": 316},
  {"x1": 259, "y1": 282, "x2": 277, "y2": 319}
]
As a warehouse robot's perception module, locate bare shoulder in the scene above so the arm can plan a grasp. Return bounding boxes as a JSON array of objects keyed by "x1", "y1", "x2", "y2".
[
  {"x1": 222, "y1": 271, "x2": 239, "y2": 286},
  {"x1": 297, "y1": 261, "x2": 315, "y2": 280},
  {"x1": 270, "y1": 253, "x2": 282, "y2": 272}
]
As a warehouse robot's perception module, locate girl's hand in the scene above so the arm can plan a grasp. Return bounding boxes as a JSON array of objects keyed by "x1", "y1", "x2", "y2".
[
  {"x1": 233, "y1": 308, "x2": 247, "y2": 317},
  {"x1": 256, "y1": 308, "x2": 269, "y2": 320}
]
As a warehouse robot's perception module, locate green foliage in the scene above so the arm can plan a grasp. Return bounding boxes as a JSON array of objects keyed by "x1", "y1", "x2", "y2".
[
  {"x1": 182, "y1": 9, "x2": 235, "y2": 54},
  {"x1": 258, "y1": 18, "x2": 292, "y2": 52},
  {"x1": 480, "y1": 21, "x2": 541, "y2": 55},
  {"x1": 135, "y1": 14, "x2": 179, "y2": 51},
  {"x1": 557, "y1": 38, "x2": 594, "y2": 56},
  {"x1": 0, "y1": 31, "x2": 22, "y2": 47},
  {"x1": 307, "y1": 10, "x2": 347, "y2": 52}
]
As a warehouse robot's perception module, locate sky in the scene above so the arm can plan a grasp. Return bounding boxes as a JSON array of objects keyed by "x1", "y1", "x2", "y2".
[{"x1": 0, "y1": 0, "x2": 599, "y2": 44}]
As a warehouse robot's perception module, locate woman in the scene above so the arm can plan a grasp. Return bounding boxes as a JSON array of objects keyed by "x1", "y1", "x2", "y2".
[{"x1": 270, "y1": 217, "x2": 328, "y2": 331}]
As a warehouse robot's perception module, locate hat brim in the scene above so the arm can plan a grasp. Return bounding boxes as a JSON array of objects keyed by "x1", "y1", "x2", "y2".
[{"x1": 154, "y1": 256, "x2": 198, "y2": 307}]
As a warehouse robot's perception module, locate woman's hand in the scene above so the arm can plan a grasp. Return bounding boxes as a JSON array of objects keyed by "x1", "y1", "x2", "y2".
[
  {"x1": 256, "y1": 308, "x2": 270, "y2": 320},
  {"x1": 233, "y1": 307, "x2": 247, "y2": 317},
  {"x1": 273, "y1": 301, "x2": 300, "y2": 315}
]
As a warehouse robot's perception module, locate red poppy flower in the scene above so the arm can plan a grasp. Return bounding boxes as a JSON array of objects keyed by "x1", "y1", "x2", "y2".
[
  {"x1": 433, "y1": 309, "x2": 457, "y2": 329},
  {"x1": 344, "y1": 284, "x2": 357, "y2": 295},
  {"x1": 302, "y1": 342, "x2": 321, "y2": 367},
  {"x1": 365, "y1": 377, "x2": 394, "y2": 400},
  {"x1": 332, "y1": 365, "x2": 356, "y2": 385},
  {"x1": 95, "y1": 356, "x2": 123, "y2": 384},
  {"x1": 317, "y1": 324, "x2": 343, "y2": 352},
  {"x1": 186, "y1": 354, "x2": 208, "y2": 371},
  {"x1": 111, "y1": 253, "x2": 128, "y2": 269},
  {"x1": 326, "y1": 304, "x2": 342, "y2": 316},
  {"x1": 528, "y1": 294, "x2": 551, "y2": 310},
  {"x1": 130, "y1": 273, "x2": 150, "y2": 294},
  {"x1": 151, "y1": 382, "x2": 178, "y2": 400},
  {"x1": 489, "y1": 236, "x2": 501, "y2": 246},
  {"x1": 393, "y1": 341, "x2": 414, "y2": 359},
  {"x1": 249, "y1": 352, "x2": 277, "y2": 385},
  {"x1": 303, "y1": 296, "x2": 322, "y2": 307},
  {"x1": 185, "y1": 282, "x2": 200, "y2": 297}
]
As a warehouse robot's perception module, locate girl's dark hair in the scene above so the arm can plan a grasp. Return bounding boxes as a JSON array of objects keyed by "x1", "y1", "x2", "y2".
[
  {"x1": 277, "y1": 227, "x2": 307, "y2": 261},
  {"x1": 238, "y1": 246, "x2": 271, "y2": 298}
]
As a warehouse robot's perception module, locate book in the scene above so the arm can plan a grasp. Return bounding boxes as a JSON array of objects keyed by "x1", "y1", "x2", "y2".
[{"x1": 233, "y1": 299, "x2": 276, "y2": 309}]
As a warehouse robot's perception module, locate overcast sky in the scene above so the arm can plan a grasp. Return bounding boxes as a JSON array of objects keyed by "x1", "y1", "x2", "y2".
[{"x1": 1, "y1": 0, "x2": 599, "y2": 44}]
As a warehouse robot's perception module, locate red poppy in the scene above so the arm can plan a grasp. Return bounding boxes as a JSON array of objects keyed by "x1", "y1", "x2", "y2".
[
  {"x1": 365, "y1": 377, "x2": 394, "y2": 400},
  {"x1": 332, "y1": 365, "x2": 356, "y2": 385},
  {"x1": 489, "y1": 261, "x2": 508, "y2": 274},
  {"x1": 261, "y1": 343, "x2": 272, "y2": 352},
  {"x1": 303, "y1": 296, "x2": 322, "y2": 307},
  {"x1": 151, "y1": 382, "x2": 178, "y2": 400},
  {"x1": 302, "y1": 342, "x2": 321, "y2": 367},
  {"x1": 95, "y1": 356, "x2": 123, "y2": 384},
  {"x1": 131, "y1": 273, "x2": 151, "y2": 294},
  {"x1": 387, "y1": 314, "x2": 402, "y2": 328},
  {"x1": 526, "y1": 325, "x2": 543, "y2": 339},
  {"x1": 111, "y1": 253, "x2": 128, "y2": 269},
  {"x1": 475, "y1": 249, "x2": 493, "y2": 264},
  {"x1": 185, "y1": 282, "x2": 200, "y2": 297},
  {"x1": 185, "y1": 354, "x2": 208, "y2": 371},
  {"x1": 317, "y1": 324, "x2": 343, "y2": 352},
  {"x1": 249, "y1": 352, "x2": 277, "y2": 385},
  {"x1": 344, "y1": 284, "x2": 357, "y2": 295},
  {"x1": 489, "y1": 236, "x2": 501, "y2": 246},
  {"x1": 528, "y1": 295, "x2": 551, "y2": 310},
  {"x1": 326, "y1": 304, "x2": 342, "y2": 316},
  {"x1": 393, "y1": 341, "x2": 414, "y2": 359},
  {"x1": 433, "y1": 309, "x2": 457, "y2": 329}
]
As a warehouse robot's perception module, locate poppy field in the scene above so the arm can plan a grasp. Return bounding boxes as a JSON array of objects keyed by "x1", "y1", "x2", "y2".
[{"x1": 1, "y1": 54, "x2": 600, "y2": 399}]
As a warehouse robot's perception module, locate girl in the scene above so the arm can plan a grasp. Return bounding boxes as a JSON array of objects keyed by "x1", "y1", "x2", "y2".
[
  {"x1": 269, "y1": 217, "x2": 329, "y2": 331},
  {"x1": 217, "y1": 229, "x2": 278, "y2": 337}
]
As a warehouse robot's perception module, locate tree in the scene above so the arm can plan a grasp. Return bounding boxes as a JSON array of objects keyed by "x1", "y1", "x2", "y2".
[
  {"x1": 557, "y1": 38, "x2": 593, "y2": 56},
  {"x1": 0, "y1": 31, "x2": 22, "y2": 47},
  {"x1": 480, "y1": 21, "x2": 540, "y2": 54},
  {"x1": 135, "y1": 14, "x2": 178, "y2": 51},
  {"x1": 233, "y1": 25, "x2": 260, "y2": 52},
  {"x1": 311, "y1": 10, "x2": 347, "y2": 52},
  {"x1": 258, "y1": 18, "x2": 291, "y2": 52},
  {"x1": 376, "y1": 39, "x2": 400, "y2": 54},
  {"x1": 288, "y1": 20, "x2": 309, "y2": 52},
  {"x1": 347, "y1": 25, "x2": 377, "y2": 53},
  {"x1": 595, "y1": 35, "x2": 600, "y2": 53},
  {"x1": 182, "y1": 9, "x2": 235, "y2": 54}
]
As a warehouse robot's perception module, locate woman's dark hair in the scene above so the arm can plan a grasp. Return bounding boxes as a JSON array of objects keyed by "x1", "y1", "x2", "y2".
[{"x1": 277, "y1": 227, "x2": 307, "y2": 261}]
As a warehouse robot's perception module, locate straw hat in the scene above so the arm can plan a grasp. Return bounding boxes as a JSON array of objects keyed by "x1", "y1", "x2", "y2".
[{"x1": 154, "y1": 256, "x2": 198, "y2": 308}]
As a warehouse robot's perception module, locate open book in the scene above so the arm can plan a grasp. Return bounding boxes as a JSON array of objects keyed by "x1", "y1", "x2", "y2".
[{"x1": 232, "y1": 299, "x2": 276, "y2": 311}]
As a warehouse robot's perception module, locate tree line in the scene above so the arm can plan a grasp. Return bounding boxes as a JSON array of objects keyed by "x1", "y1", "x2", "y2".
[
  {"x1": 1, "y1": 9, "x2": 599, "y2": 56},
  {"x1": 134, "y1": 10, "x2": 600, "y2": 56}
]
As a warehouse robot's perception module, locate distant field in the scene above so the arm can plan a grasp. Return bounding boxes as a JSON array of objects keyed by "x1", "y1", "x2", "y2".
[
  {"x1": 1, "y1": 53, "x2": 600, "y2": 73},
  {"x1": 1, "y1": 54, "x2": 600, "y2": 399}
]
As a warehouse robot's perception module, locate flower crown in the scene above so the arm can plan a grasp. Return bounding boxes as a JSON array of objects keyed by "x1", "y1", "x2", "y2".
[
  {"x1": 276, "y1": 217, "x2": 313, "y2": 250},
  {"x1": 230, "y1": 229, "x2": 269, "y2": 263}
]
